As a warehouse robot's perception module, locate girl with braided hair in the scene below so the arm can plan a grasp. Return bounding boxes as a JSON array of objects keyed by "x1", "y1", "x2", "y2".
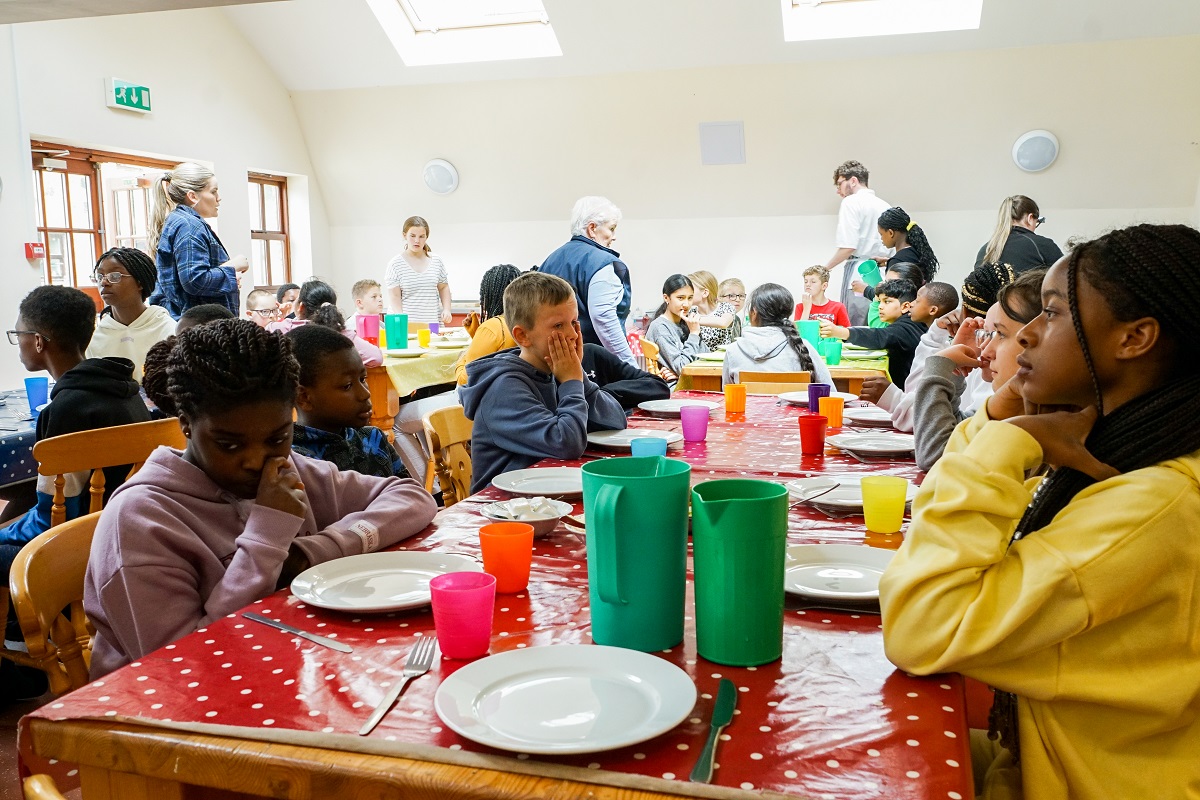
[
  {"x1": 84, "y1": 319, "x2": 437, "y2": 677},
  {"x1": 455, "y1": 264, "x2": 522, "y2": 386},
  {"x1": 880, "y1": 224, "x2": 1200, "y2": 798},
  {"x1": 267, "y1": 278, "x2": 382, "y2": 367},
  {"x1": 877, "y1": 207, "x2": 939, "y2": 284},
  {"x1": 722, "y1": 283, "x2": 831, "y2": 386},
  {"x1": 86, "y1": 248, "x2": 177, "y2": 382}
]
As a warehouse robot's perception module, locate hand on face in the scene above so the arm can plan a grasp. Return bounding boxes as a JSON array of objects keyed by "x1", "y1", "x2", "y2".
[
  {"x1": 986, "y1": 370, "x2": 1028, "y2": 421},
  {"x1": 1006, "y1": 406, "x2": 1119, "y2": 482},
  {"x1": 544, "y1": 325, "x2": 584, "y2": 384},
  {"x1": 685, "y1": 315, "x2": 700, "y2": 335},
  {"x1": 256, "y1": 456, "x2": 310, "y2": 519},
  {"x1": 937, "y1": 307, "x2": 964, "y2": 337}
]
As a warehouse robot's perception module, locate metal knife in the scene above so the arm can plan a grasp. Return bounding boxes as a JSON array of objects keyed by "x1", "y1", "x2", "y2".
[
  {"x1": 242, "y1": 612, "x2": 352, "y2": 653},
  {"x1": 689, "y1": 677, "x2": 736, "y2": 783}
]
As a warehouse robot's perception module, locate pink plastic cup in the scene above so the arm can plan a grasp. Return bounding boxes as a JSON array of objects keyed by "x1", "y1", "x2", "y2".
[
  {"x1": 798, "y1": 414, "x2": 828, "y2": 456},
  {"x1": 430, "y1": 571, "x2": 496, "y2": 659},
  {"x1": 680, "y1": 405, "x2": 710, "y2": 442}
]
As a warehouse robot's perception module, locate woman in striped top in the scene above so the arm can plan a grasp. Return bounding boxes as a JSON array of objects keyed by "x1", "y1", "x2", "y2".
[{"x1": 384, "y1": 216, "x2": 453, "y2": 325}]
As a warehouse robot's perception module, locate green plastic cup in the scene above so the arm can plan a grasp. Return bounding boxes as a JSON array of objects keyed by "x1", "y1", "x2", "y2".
[
  {"x1": 857, "y1": 259, "x2": 882, "y2": 286},
  {"x1": 384, "y1": 314, "x2": 408, "y2": 349},
  {"x1": 691, "y1": 479, "x2": 789, "y2": 666},
  {"x1": 824, "y1": 339, "x2": 842, "y2": 365},
  {"x1": 796, "y1": 320, "x2": 821, "y2": 346},
  {"x1": 583, "y1": 457, "x2": 691, "y2": 652}
]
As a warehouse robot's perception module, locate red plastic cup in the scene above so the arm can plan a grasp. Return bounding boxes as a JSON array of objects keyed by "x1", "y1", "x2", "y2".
[
  {"x1": 430, "y1": 571, "x2": 496, "y2": 659},
  {"x1": 478, "y1": 522, "x2": 534, "y2": 593},
  {"x1": 680, "y1": 405, "x2": 710, "y2": 442},
  {"x1": 798, "y1": 414, "x2": 828, "y2": 456}
]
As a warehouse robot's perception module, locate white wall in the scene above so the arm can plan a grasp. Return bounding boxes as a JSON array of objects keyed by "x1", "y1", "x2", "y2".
[
  {"x1": 293, "y1": 35, "x2": 1200, "y2": 312},
  {"x1": 0, "y1": 9, "x2": 330, "y2": 387}
]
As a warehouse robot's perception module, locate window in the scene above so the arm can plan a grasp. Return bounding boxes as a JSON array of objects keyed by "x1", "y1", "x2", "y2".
[
  {"x1": 781, "y1": 0, "x2": 983, "y2": 42},
  {"x1": 248, "y1": 173, "x2": 291, "y2": 286},
  {"x1": 365, "y1": 0, "x2": 560, "y2": 66}
]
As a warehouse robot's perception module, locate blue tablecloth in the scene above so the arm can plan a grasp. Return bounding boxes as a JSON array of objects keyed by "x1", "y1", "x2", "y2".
[{"x1": 0, "y1": 391, "x2": 39, "y2": 489}]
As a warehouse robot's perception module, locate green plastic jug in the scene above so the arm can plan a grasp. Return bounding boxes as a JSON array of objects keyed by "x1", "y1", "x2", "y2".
[
  {"x1": 691, "y1": 479, "x2": 789, "y2": 666},
  {"x1": 582, "y1": 456, "x2": 691, "y2": 652},
  {"x1": 856, "y1": 259, "x2": 882, "y2": 287}
]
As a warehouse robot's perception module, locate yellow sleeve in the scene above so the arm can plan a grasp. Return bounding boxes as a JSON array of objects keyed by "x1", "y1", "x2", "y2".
[
  {"x1": 881, "y1": 419, "x2": 1198, "y2": 697},
  {"x1": 455, "y1": 317, "x2": 509, "y2": 386}
]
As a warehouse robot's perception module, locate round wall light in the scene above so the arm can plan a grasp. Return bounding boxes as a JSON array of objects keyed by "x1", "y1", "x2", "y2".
[
  {"x1": 1012, "y1": 130, "x2": 1059, "y2": 173},
  {"x1": 423, "y1": 159, "x2": 459, "y2": 195}
]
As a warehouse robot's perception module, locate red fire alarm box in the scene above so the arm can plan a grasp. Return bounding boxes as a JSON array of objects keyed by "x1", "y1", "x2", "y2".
[{"x1": 24, "y1": 242, "x2": 46, "y2": 259}]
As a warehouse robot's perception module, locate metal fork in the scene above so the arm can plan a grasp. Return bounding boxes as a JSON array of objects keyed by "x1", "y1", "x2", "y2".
[{"x1": 358, "y1": 635, "x2": 438, "y2": 735}]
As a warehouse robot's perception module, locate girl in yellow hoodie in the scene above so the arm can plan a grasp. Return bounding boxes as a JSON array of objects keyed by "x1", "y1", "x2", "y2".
[{"x1": 880, "y1": 223, "x2": 1200, "y2": 800}]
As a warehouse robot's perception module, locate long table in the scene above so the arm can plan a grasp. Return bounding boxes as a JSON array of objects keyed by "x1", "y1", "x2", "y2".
[
  {"x1": 678, "y1": 363, "x2": 886, "y2": 394},
  {"x1": 20, "y1": 392, "x2": 973, "y2": 800}
]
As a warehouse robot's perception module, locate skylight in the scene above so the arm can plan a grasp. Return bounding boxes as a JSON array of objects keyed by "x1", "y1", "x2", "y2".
[
  {"x1": 365, "y1": 0, "x2": 562, "y2": 67},
  {"x1": 781, "y1": 0, "x2": 983, "y2": 43}
]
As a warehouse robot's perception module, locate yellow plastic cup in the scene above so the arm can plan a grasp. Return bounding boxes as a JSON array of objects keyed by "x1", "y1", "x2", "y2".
[
  {"x1": 417, "y1": 328, "x2": 432, "y2": 348},
  {"x1": 860, "y1": 476, "x2": 909, "y2": 534},
  {"x1": 818, "y1": 396, "x2": 844, "y2": 428}
]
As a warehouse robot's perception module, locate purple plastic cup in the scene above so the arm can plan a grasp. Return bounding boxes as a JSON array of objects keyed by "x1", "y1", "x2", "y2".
[
  {"x1": 807, "y1": 383, "x2": 832, "y2": 410},
  {"x1": 430, "y1": 571, "x2": 496, "y2": 659},
  {"x1": 428, "y1": 322, "x2": 441, "y2": 335},
  {"x1": 680, "y1": 405, "x2": 710, "y2": 442}
]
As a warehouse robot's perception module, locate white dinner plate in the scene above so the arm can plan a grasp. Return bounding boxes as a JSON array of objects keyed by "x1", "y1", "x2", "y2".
[
  {"x1": 492, "y1": 467, "x2": 584, "y2": 498},
  {"x1": 637, "y1": 399, "x2": 719, "y2": 416},
  {"x1": 784, "y1": 544, "x2": 895, "y2": 600},
  {"x1": 777, "y1": 390, "x2": 858, "y2": 407},
  {"x1": 432, "y1": 341, "x2": 469, "y2": 349},
  {"x1": 826, "y1": 432, "x2": 915, "y2": 455},
  {"x1": 587, "y1": 429, "x2": 684, "y2": 449},
  {"x1": 840, "y1": 349, "x2": 887, "y2": 358},
  {"x1": 386, "y1": 348, "x2": 429, "y2": 358},
  {"x1": 843, "y1": 406, "x2": 894, "y2": 427},
  {"x1": 434, "y1": 645, "x2": 696, "y2": 754},
  {"x1": 290, "y1": 552, "x2": 482, "y2": 613},
  {"x1": 786, "y1": 474, "x2": 918, "y2": 510},
  {"x1": 695, "y1": 351, "x2": 726, "y2": 361}
]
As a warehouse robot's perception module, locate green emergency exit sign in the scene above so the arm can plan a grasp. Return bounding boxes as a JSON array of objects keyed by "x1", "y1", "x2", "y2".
[{"x1": 105, "y1": 78, "x2": 152, "y2": 114}]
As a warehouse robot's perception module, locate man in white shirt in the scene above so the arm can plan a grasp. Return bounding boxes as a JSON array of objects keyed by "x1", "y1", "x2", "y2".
[{"x1": 824, "y1": 160, "x2": 893, "y2": 326}]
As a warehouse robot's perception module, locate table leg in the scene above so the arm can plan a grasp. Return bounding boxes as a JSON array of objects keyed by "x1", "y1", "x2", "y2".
[{"x1": 366, "y1": 367, "x2": 399, "y2": 442}]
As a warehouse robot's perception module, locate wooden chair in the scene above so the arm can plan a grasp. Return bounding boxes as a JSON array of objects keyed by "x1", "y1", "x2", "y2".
[
  {"x1": 23, "y1": 775, "x2": 67, "y2": 800},
  {"x1": 33, "y1": 417, "x2": 186, "y2": 528},
  {"x1": 738, "y1": 370, "x2": 811, "y2": 396},
  {"x1": 422, "y1": 406, "x2": 473, "y2": 506},
  {"x1": 639, "y1": 338, "x2": 663, "y2": 378},
  {"x1": 2, "y1": 512, "x2": 101, "y2": 695}
]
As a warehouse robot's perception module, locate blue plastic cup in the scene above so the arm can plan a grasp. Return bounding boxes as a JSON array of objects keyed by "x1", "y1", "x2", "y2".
[
  {"x1": 630, "y1": 437, "x2": 668, "y2": 458},
  {"x1": 24, "y1": 377, "x2": 48, "y2": 414}
]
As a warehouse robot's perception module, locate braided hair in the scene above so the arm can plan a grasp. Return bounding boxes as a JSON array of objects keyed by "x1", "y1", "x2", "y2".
[
  {"x1": 1012, "y1": 224, "x2": 1200, "y2": 541},
  {"x1": 166, "y1": 319, "x2": 299, "y2": 422},
  {"x1": 878, "y1": 207, "x2": 939, "y2": 283},
  {"x1": 95, "y1": 248, "x2": 157, "y2": 317},
  {"x1": 747, "y1": 283, "x2": 815, "y2": 373},
  {"x1": 479, "y1": 265, "x2": 521, "y2": 321},
  {"x1": 961, "y1": 261, "x2": 1017, "y2": 317},
  {"x1": 142, "y1": 337, "x2": 177, "y2": 416}
]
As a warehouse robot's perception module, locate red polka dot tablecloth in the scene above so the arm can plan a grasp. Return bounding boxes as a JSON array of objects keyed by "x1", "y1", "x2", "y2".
[{"x1": 20, "y1": 400, "x2": 972, "y2": 800}]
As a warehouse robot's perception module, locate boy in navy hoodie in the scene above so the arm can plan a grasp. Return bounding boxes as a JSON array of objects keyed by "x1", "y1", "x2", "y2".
[{"x1": 459, "y1": 273, "x2": 627, "y2": 493}]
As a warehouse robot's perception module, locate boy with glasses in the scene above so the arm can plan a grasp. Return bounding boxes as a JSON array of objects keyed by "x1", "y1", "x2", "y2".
[
  {"x1": 718, "y1": 278, "x2": 746, "y2": 339},
  {"x1": 245, "y1": 289, "x2": 280, "y2": 328}
]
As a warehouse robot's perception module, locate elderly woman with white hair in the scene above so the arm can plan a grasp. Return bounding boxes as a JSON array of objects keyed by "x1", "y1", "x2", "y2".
[{"x1": 537, "y1": 196, "x2": 636, "y2": 366}]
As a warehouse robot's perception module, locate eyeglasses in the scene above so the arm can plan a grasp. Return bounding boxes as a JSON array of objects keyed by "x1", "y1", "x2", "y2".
[
  {"x1": 975, "y1": 329, "x2": 999, "y2": 346},
  {"x1": 7, "y1": 330, "x2": 49, "y2": 345},
  {"x1": 92, "y1": 271, "x2": 130, "y2": 285},
  {"x1": 834, "y1": 178, "x2": 848, "y2": 189},
  {"x1": 249, "y1": 307, "x2": 281, "y2": 319},
  {"x1": 1035, "y1": 216, "x2": 1046, "y2": 228},
  {"x1": 719, "y1": 293, "x2": 746, "y2": 301}
]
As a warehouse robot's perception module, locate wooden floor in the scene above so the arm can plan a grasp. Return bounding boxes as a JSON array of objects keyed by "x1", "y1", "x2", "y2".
[{"x1": 1, "y1": 691, "x2": 76, "y2": 800}]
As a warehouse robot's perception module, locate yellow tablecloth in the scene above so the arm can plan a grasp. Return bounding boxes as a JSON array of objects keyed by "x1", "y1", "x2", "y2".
[{"x1": 383, "y1": 348, "x2": 464, "y2": 396}]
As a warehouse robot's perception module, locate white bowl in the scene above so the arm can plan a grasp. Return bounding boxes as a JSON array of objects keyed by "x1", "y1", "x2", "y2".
[{"x1": 480, "y1": 498, "x2": 574, "y2": 538}]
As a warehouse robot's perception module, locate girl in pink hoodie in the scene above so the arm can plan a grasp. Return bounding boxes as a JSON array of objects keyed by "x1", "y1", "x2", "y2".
[{"x1": 84, "y1": 319, "x2": 437, "y2": 678}]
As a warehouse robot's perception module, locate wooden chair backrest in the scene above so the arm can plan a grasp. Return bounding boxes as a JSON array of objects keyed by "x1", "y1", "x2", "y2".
[
  {"x1": 23, "y1": 775, "x2": 67, "y2": 800},
  {"x1": 3, "y1": 511, "x2": 101, "y2": 695},
  {"x1": 422, "y1": 406, "x2": 473, "y2": 506},
  {"x1": 639, "y1": 339, "x2": 662, "y2": 377},
  {"x1": 743, "y1": 382, "x2": 815, "y2": 396},
  {"x1": 738, "y1": 371, "x2": 811, "y2": 384},
  {"x1": 33, "y1": 418, "x2": 186, "y2": 528}
]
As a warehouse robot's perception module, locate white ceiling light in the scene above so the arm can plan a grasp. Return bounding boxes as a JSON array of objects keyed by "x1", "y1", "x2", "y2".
[
  {"x1": 1012, "y1": 130, "x2": 1060, "y2": 172},
  {"x1": 423, "y1": 159, "x2": 459, "y2": 194},
  {"x1": 782, "y1": 0, "x2": 984, "y2": 42}
]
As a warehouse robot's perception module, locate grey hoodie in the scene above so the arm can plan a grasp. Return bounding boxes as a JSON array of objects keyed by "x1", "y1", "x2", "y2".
[
  {"x1": 460, "y1": 348, "x2": 627, "y2": 493},
  {"x1": 721, "y1": 327, "x2": 832, "y2": 386}
]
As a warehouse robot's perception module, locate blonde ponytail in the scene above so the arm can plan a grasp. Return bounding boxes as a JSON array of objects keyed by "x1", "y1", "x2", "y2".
[
  {"x1": 983, "y1": 195, "x2": 1041, "y2": 265},
  {"x1": 148, "y1": 162, "x2": 215, "y2": 254}
]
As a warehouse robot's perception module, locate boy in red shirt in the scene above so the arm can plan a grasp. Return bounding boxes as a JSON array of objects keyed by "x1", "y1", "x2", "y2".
[{"x1": 796, "y1": 265, "x2": 851, "y2": 326}]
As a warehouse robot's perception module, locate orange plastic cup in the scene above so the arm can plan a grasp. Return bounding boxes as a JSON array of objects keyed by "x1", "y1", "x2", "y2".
[
  {"x1": 818, "y1": 396, "x2": 844, "y2": 428},
  {"x1": 724, "y1": 383, "x2": 747, "y2": 413},
  {"x1": 478, "y1": 522, "x2": 534, "y2": 593}
]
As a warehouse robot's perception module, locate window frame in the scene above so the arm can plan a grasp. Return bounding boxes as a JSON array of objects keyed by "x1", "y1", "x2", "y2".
[{"x1": 248, "y1": 172, "x2": 291, "y2": 286}]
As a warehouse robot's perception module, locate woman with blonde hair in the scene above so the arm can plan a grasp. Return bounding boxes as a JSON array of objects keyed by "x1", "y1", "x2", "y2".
[
  {"x1": 973, "y1": 195, "x2": 1063, "y2": 271},
  {"x1": 687, "y1": 270, "x2": 737, "y2": 350},
  {"x1": 148, "y1": 162, "x2": 248, "y2": 319},
  {"x1": 384, "y1": 216, "x2": 452, "y2": 325}
]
